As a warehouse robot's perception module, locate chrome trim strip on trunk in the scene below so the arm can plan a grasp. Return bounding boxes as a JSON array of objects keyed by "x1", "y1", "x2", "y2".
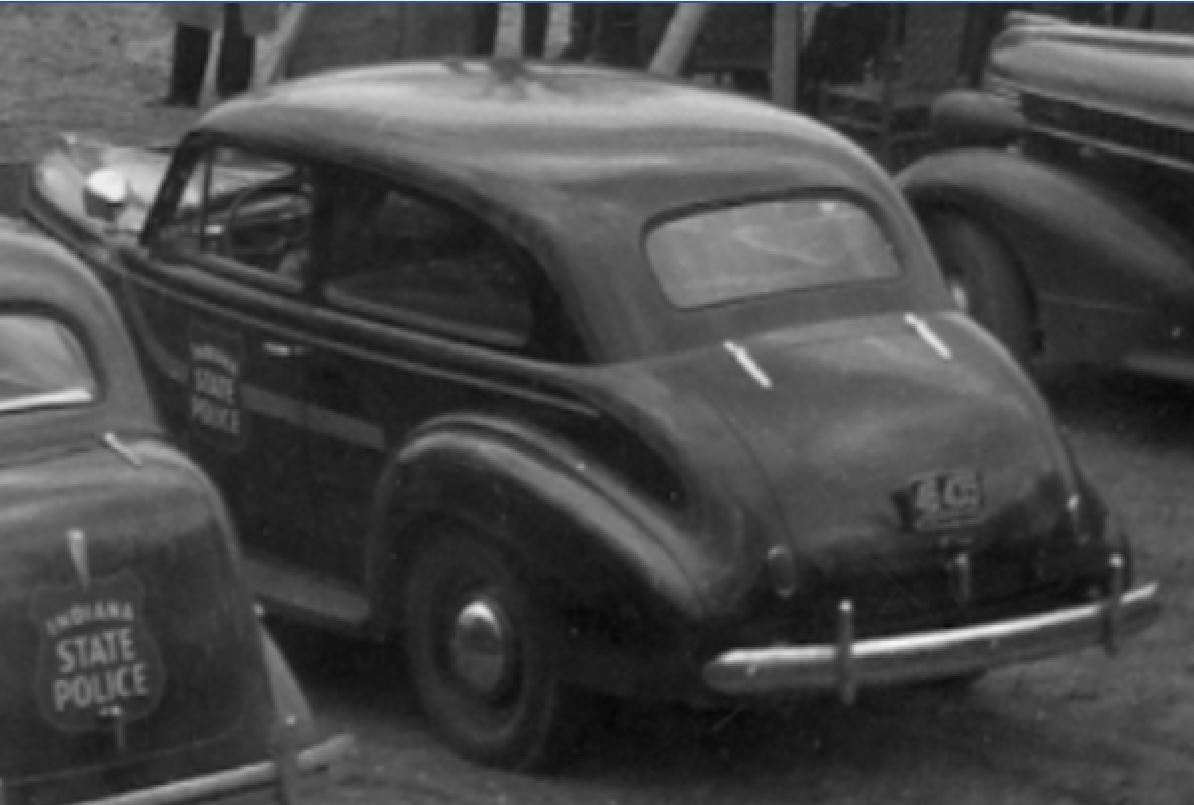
[{"x1": 703, "y1": 583, "x2": 1160, "y2": 697}]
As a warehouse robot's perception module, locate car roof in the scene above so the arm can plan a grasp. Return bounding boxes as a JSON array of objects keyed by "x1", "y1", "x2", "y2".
[
  {"x1": 198, "y1": 60, "x2": 876, "y2": 201},
  {"x1": 0, "y1": 220, "x2": 157, "y2": 449},
  {"x1": 195, "y1": 61, "x2": 941, "y2": 360}
]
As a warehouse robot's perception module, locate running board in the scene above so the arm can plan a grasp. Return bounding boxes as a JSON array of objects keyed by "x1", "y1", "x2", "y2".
[
  {"x1": 1121, "y1": 352, "x2": 1194, "y2": 384},
  {"x1": 243, "y1": 555, "x2": 371, "y2": 632}
]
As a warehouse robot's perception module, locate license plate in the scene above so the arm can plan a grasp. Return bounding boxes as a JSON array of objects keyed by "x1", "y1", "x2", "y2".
[{"x1": 906, "y1": 469, "x2": 984, "y2": 531}]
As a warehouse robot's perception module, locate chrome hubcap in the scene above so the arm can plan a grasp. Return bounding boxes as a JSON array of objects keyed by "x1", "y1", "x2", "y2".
[{"x1": 448, "y1": 597, "x2": 515, "y2": 698}]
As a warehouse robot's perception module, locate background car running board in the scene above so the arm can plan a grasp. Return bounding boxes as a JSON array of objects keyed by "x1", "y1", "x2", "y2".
[{"x1": 243, "y1": 556, "x2": 372, "y2": 633}]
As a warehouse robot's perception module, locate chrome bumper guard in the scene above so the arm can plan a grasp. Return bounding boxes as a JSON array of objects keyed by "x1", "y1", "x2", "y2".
[
  {"x1": 71, "y1": 733, "x2": 354, "y2": 805},
  {"x1": 703, "y1": 579, "x2": 1160, "y2": 703}
]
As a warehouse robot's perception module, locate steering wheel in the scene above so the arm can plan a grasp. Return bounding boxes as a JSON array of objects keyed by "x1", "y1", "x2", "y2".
[{"x1": 220, "y1": 184, "x2": 313, "y2": 268}]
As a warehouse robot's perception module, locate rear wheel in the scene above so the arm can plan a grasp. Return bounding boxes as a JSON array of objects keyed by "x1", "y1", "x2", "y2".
[
  {"x1": 404, "y1": 528, "x2": 580, "y2": 770},
  {"x1": 924, "y1": 211, "x2": 1037, "y2": 364}
]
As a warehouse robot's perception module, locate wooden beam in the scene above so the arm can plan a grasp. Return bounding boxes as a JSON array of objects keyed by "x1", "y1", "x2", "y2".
[{"x1": 649, "y1": 3, "x2": 712, "y2": 76}]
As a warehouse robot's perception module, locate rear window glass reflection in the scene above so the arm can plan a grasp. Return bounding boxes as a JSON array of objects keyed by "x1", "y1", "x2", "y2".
[
  {"x1": 646, "y1": 197, "x2": 902, "y2": 309},
  {"x1": 0, "y1": 315, "x2": 96, "y2": 414}
]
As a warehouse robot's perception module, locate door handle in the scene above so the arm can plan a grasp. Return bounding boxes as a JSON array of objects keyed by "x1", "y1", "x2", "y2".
[{"x1": 262, "y1": 341, "x2": 309, "y2": 359}]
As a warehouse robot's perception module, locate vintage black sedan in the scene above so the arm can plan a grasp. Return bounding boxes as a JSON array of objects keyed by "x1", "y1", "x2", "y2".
[
  {"x1": 24, "y1": 60, "x2": 1159, "y2": 770},
  {"x1": 0, "y1": 221, "x2": 347, "y2": 803},
  {"x1": 902, "y1": 16, "x2": 1194, "y2": 377}
]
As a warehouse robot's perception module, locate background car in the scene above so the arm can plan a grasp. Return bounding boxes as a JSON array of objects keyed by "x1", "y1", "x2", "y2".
[
  {"x1": 24, "y1": 60, "x2": 1159, "y2": 770},
  {"x1": 0, "y1": 219, "x2": 347, "y2": 804},
  {"x1": 901, "y1": 16, "x2": 1194, "y2": 378}
]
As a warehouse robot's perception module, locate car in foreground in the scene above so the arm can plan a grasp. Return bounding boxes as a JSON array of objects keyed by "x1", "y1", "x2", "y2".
[
  {"x1": 0, "y1": 220, "x2": 347, "y2": 803},
  {"x1": 23, "y1": 60, "x2": 1160, "y2": 770},
  {"x1": 901, "y1": 16, "x2": 1194, "y2": 378}
]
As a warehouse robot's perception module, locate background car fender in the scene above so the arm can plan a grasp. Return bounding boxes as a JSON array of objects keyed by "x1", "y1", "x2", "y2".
[
  {"x1": 363, "y1": 414, "x2": 722, "y2": 641},
  {"x1": 899, "y1": 148, "x2": 1194, "y2": 318}
]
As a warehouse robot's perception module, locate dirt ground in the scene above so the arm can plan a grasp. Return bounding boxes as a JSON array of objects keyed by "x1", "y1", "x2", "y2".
[
  {"x1": 4, "y1": 5, "x2": 1193, "y2": 805},
  {"x1": 0, "y1": 4, "x2": 191, "y2": 160}
]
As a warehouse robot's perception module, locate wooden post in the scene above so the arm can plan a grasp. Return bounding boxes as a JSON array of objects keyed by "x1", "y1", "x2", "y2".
[
  {"x1": 648, "y1": 3, "x2": 712, "y2": 76},
  {"x1": 878, "y1": 6, "x2": 901, "y2": 168},
  {"x1": 256, "y1": 3, "x2": 312, "y2": 84},
  {"x1": 771, "y1": 3, "x2": 800, "y2": 109}
]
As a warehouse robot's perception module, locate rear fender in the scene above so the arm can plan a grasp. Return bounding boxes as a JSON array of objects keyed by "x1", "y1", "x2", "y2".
[
  {"x1": 363, "y1": 415, "x2": 713, "y2": 639},
  {"x1": 899, "y1": 148, "x2": 1194, "y2": 315}
]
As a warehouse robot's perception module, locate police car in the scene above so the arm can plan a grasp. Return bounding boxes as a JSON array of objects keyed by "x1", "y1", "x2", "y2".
[
  {"x1": 24, "y1": 60, "x2": 1161, "y2": 770},
  {"x1": 0, "y1": 220, "x2": 347, "y2": 804}
]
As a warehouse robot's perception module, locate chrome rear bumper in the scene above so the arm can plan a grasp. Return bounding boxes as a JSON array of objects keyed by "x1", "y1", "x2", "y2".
[
  {"x1": 72, "y1": 733, "x2": 353, "y2": 805},
  {"x1": 703, "y1": 582, "x2": 1160, "y2": 701}
]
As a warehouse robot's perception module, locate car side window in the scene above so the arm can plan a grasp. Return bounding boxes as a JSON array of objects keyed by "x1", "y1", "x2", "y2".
[
  {"x1": 321, "y1": 180, "x2": 535, "y2": 350},
  {"x1": 0, "y1": 314, "x2": 96, "y2": 415},
  {"x1": 154, "y1": 145, "x2": 314, "y2": 287}
]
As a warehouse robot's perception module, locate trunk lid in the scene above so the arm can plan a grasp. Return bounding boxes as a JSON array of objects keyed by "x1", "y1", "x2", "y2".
[
  {"x1": 0, "y1": 439, "x2": 274, "y2": 801},
  {"x1": 646, "y1": 312, "x2": 1082, "y2": 633}
]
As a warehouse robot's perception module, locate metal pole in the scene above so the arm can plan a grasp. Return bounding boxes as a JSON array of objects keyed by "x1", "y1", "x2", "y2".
[{"x1": 771, "y1": 3, "x2": 800, "y2": 109}]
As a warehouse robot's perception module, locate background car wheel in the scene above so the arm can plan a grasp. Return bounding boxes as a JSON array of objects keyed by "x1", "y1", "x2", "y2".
[
  {"x1": 924, "y1": 212, "x2": 1036, "y2": 364},
  {"x1": 404, "y1": 528, "x2": 580, "y2": 771}
]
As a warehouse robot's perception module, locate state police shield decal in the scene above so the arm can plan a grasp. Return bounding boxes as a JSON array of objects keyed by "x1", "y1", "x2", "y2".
[{"x1": 29, "y1": 570, "x2": 167, "y2": 732}]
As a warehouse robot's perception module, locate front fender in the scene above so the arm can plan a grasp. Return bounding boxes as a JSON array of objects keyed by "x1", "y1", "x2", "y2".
[
  {"x1": 365, "y1": 414, "x2": 731, "y2": 638},
  {"x1": 899, "y1": 148, "x2": 1194, "y2": 314}
]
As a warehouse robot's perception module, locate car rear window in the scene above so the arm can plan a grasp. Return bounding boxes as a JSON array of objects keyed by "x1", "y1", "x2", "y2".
[
  {"x1": 0, "y1": 315, "x2": 96, "y2": 414},
  {"x1": 646, "y1": 197, "x2": 901, "y2": 309}
]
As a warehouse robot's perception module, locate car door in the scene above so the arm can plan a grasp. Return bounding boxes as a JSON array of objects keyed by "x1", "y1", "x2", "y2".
[
  {"x1": 119, "y1": 141, "x2": 319, "y2": 570},
  {"x1": 301, "y1": 171, "x2": 547, "y2": 586}
]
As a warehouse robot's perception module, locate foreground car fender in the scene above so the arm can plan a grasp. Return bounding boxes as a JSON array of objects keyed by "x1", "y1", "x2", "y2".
[
  {"x1": 899, "y1": 148, "x2": 1194, "y2": 357},
  {"x1": 258, "y1": 626, "x2": 316, "y2": 747}
]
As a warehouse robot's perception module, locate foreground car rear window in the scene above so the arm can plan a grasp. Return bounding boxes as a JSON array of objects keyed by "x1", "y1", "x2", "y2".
[
  {"x1": 646, "y1": 197, "x2": 901, "y2": 309},
  {"x1": 0, "y1": 315, "x2": 96, "y2": 414}
]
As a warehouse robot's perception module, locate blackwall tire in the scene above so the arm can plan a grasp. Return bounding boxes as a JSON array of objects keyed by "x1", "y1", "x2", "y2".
[
  {"x1": 925, "y1": 212, "x2": 1036, "y2": 365},
  {"x1": 404, "y1": 528, "x2": 579, "y2": 771}
]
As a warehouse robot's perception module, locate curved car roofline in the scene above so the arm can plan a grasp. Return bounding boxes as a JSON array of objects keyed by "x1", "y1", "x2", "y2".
[{"x1": 196, "y1": 60, "x2": 878, "y2": 193}]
